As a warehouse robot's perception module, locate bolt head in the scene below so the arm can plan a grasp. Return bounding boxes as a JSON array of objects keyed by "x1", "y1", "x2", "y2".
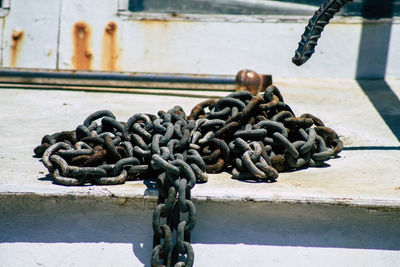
[{"x1": 235, "y1": 69, "x2": 263, "y2": 95}]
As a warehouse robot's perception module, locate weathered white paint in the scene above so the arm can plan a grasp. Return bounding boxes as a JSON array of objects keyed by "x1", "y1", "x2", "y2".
[
  {"x1": 2, "y1": 0, "x2": 61, "y2": 69},
  {"x1": 0, "y1": 2, "x2": 399, "y2": 265},
  {"x1": 0, "y1": 0, "x2": 399, "y2": 78},
  {"x1": 0, "y1": 80, "x2": 399, "y2": 265},
  {"x1": 387, "y1": 23, "x2": 400, "y2": 79},
  {"x1": 117, "y1": 19, "x2": 365, "y2": 78},
  {"x1": 4, "y1": 242, "x2": 399, "y2": 267},
  {"x1": 58, "y1": 0, "x2": 123, "y2": 70},
  {"x1": 0, "y1": 79, "x2": 399, "y2": 204}
]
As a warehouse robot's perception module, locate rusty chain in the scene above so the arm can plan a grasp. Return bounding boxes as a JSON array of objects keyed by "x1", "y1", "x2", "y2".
[{"x1": 34, "y1": 84, "x2": 343, "y2": 266}]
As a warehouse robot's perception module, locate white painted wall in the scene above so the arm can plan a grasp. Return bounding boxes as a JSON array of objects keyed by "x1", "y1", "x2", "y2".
[
  {"x1": 0, "y1": 0, "x2": 399, "y2": 79},
  {"x1": 1, "y1": 0, "x2": 61, "y2": 69},
  {"x1": 387, "y1": 23, "x2": 400, "y2": 79}
]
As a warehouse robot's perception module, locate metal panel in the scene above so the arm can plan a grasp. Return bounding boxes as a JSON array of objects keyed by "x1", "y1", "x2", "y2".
[
  {"x1": 1, "y1": 0, "x2": 61, "y2": 69},
  {"x1": 57, "y1": 0, "x2": 123, "y2": 71},
  {"x1": 0, "y1": 0, "x2": 398, "y2": 79},
  {"x1": 116, "y1": 18, "x2": 363, "y2": 78}
]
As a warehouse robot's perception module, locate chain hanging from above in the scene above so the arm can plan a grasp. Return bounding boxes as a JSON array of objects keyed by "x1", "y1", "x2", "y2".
[{"x1": 34, "y1": 84, "x2": 343, "y2": 267}]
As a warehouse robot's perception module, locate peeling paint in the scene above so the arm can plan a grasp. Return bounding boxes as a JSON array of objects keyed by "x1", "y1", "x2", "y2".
[
  {"x1": 102, "y1": 21, "x2": 119, "y2": 71},
  {"x1": 72, "y1": 22, "x2": 92, "y2": 70},
  {"x1": 11, "y1": 29, "x2": 24, "y2": 68}
]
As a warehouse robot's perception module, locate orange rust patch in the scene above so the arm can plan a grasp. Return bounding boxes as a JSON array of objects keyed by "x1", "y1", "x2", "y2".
[
  {"x1": 72, "y1": 22, "x2": 92, "y2": 70},
  {"x1": 102, "y1": 21, "x2": 119, "y2": 71},
  {"x1": 11, "y1": 30, "x2": 24, "y2": 68}
]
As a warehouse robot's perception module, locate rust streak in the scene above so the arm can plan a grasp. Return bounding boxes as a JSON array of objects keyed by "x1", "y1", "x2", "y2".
[
  {"x1": 11, "y1": 29, "x2": 24, "y2": 68},
  {"x1": 102, "y1": 21, "x2": 119, "y2": 71},
  {"x1": 72, "y1": 22, "x2": 92, "y2": 70}
]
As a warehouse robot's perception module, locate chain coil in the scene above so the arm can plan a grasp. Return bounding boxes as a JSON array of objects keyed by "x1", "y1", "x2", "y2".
[{"x1": 34, "y1": 85, "x2": 343, "y2": 266}]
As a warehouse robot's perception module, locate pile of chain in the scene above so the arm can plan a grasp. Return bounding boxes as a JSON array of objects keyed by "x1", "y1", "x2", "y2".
[{"x1": 34, "y1": 85, "x2": 343, "y2": 267}]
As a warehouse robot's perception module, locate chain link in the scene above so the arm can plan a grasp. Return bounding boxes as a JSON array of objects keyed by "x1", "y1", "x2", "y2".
[{"x1": 34, "y1": 84, "x2": 343, "y2": 266}]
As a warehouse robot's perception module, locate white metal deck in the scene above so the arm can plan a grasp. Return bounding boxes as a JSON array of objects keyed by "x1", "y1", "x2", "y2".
[{"x1": 0, "y1": 78, "x2": 399, "y2": 266}]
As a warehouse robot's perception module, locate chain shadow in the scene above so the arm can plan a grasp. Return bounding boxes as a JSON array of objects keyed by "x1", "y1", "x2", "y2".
[
  {"x1": 36, "y1": 174, "x2": 97, "y2": 187},
  {"x1": 226, "y1": 160, "x2": 332, "y2": 184},
  {"x1": 37, "y1": 173, "x2": 53, "y2": 181}
]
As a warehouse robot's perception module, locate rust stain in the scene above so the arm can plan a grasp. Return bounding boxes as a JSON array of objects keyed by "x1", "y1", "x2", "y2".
[
  {"x1": 11, "y1": 29, "x2": 24, "y2": 68},
  {"x1": 72, "y1": 22, "x2": 92, "y2": 70},
  {"x1": 139, "y1": 19, "x2": 173, "y2": 30},
  {"x1": 102, "y1": 21, "x2": 119, "y2": 71}
]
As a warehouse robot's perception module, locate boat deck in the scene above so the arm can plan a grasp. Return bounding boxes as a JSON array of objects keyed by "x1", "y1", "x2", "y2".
[{"x1": 1, "y1": 78, "x2": 399, "y2": 266}]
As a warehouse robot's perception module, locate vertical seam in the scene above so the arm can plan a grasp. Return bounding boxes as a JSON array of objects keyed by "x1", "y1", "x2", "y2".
[{"x1": 55, "y1": 0, "x2": 62, "y2": 70}]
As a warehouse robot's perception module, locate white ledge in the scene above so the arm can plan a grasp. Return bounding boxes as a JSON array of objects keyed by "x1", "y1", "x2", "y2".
[{"x1": 1, "y1": 78, "x2": 399, "y2": 209}]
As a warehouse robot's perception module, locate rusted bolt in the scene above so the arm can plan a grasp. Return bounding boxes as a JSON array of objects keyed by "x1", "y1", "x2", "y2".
[
  {"x1": 12, "y1": 29, "x2": 24, "y2": 42},
  {"x1": 235, "y1": 70, "x2": 263, "y2": 95},
  {"x1": 75, "y1": 23, "x2": 86, "y2": 32},
  {"x1": 105, "y1": 22, "x2": 117, "y2": 34},
  {"x1": 85, "y1": 50, "x2": 92, "y2": 58},
  {"x1": 11, "y1": 28, "x2": 25, "y2": 67},
  {"x1": 75, "y1": 22, "x2": 89, "y2": 39}
]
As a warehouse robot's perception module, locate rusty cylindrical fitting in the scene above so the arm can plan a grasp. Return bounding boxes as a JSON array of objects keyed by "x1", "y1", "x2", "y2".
[{"x1": 235, "y1": 69, "x2": 265, "y2": 95}]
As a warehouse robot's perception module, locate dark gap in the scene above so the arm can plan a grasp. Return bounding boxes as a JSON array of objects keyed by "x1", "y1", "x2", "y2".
[{"x1": 127, "y1": 0, "x2": 400, "y2": 16}]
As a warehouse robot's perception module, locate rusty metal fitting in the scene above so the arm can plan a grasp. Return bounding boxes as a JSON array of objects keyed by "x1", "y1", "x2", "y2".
[
  {"x1": 235, "y1": 70, "x2": 262, "y2": 95},
  {"x1": 105, "y1": 22, "x2": 117, "y2": 34},
  {"x1": 235, "y1": 70, "x2": 272, "y2": 95},
  {"x1": 11, "y1": 28, "x2": 24, "y2": 43}
]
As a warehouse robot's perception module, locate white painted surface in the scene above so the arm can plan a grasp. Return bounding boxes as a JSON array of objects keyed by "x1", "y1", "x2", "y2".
[
  {"x1": 1, "y1": 243, "x2": 399, "y2": 267},
  {"x1": 57, "y1": 0, "x2": 122, "y2": 70},
  {"x1": 387, "y1": 23, "x2": 400, "y2": 79},
  {"x1": 2, "y1": 0, "x2": 61, "y2": 68},
  {"x1": 0, "y1": 2, "x2": 399, "y2": 265},
  {"x1": 193, "y1": 245, "x2": 400, "y2": 267},
  {"x1": 0, "y1": 0, "x2": 398, "y2": 78},
  {"x1": 0, "y1": 243, "x2": 142, "y2": 267},
  {"x1": 0, "y1": 79, "x2": 399, "y2": 206}
]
